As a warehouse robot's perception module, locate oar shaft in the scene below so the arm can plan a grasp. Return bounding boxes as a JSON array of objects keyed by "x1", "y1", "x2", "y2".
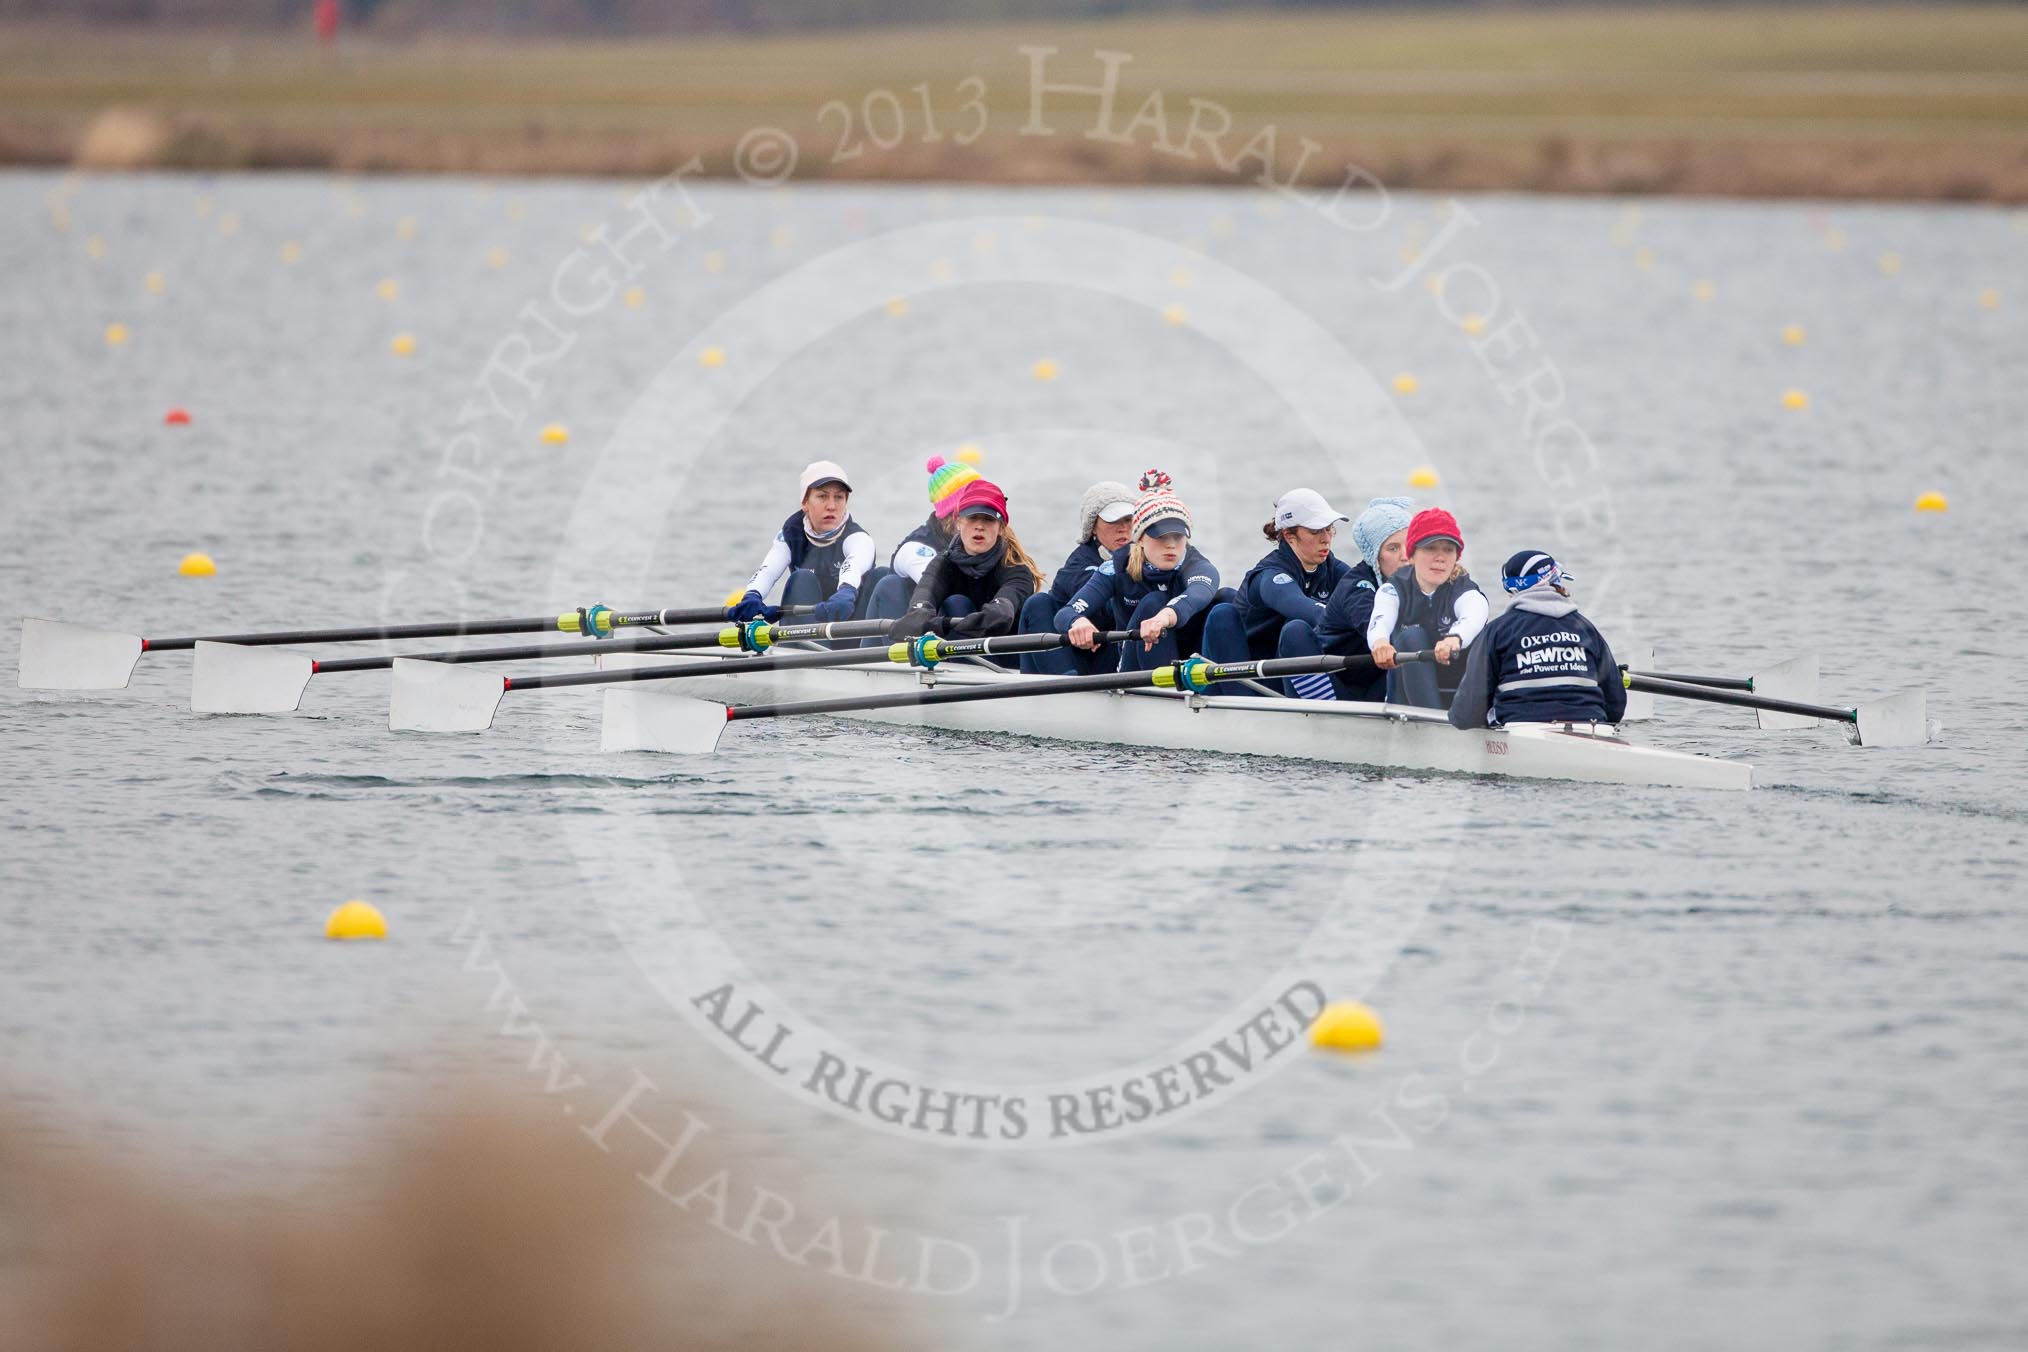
[
  {"x1": 1626, "y1": 673, "x2": 1854, "y2": 724},
  {"x1": 314, "y1": 625, "x2": 732, "y2": 674},
  {"x1": 1639, "y1": 671, "x2": 1754, "y2": 691},
  {"x1": 144, "y1": 604, "x2": 810, "y2": 651}
]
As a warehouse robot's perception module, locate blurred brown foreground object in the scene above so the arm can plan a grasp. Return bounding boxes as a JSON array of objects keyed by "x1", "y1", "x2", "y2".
[{"x1": 0, "y1": 1088, "x2": 912, "y2": 1352}]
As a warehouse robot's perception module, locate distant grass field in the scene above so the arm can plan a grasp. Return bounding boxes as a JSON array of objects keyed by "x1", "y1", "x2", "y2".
[{"x1": 5, "y1": 6, "x2": 2026, "y2": 198}]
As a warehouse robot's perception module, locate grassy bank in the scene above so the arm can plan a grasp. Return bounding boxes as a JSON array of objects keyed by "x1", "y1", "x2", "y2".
[{"x1": 7, "y1": 6, "x2": 2028, "y2": 199}]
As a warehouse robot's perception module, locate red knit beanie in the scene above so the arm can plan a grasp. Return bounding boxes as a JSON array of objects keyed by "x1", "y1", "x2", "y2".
[{"x1": 1406, "y1": 507, "x2": 1463, "y2": 553}]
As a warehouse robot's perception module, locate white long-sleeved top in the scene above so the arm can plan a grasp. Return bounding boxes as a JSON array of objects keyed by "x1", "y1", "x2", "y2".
[
  {"x1": 743, "y1": 523, "x2": 875, "y2": 599},
  {"x1": 1367, "y1": 576, "x2": 1489, "y2": 649}
]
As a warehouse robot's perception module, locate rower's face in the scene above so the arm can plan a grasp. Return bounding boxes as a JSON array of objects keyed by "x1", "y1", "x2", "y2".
[
  {"x1": 1093, "y1": 515, "x2": 1133, "y2": 554},
  {"x1": 1412, "y1": 539, "x2": 1458, "y2": 588},
  {"x1": 802, "y1": 483, "x2": 849, "y2": 532},
  {"x1": 958, "y1": 513, "x2": 1003, "y2": 553},
  {"x1": 1287, "y1": 524, "x2": 1335, "y2": 568},
  {"x1": 1141, "y1": 531, "x2": 1187, "y2": 570},
  {"x1": 1377, "y1": 528, "x2": 1408, "y2": 578}
]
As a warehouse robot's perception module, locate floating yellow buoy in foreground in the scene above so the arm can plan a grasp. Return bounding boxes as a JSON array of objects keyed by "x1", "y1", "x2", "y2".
[
  {"x1": 375, "y1": 278, "x2": 400, "y2": 301},
  {"x1": 1978, "y1": 289, "x2": 2000, "y2": 310},
  {"x1": 1408, "y1": 466, "x2": 1440, "y2": 489},
  {"x1": 1162, "y1": 303, "x2": 1188, "y2": 327},
  {"x1": 325, "y1": 899, "x2": 387, "y2": 941},
  {"x1": 390, "y1": 333, "x2": 416, "y2": 356},
  {"x1": 1879, "y1": 252, "x2": 1902, "y2": 276},
  {"x1": 1781, "y1": 324, "x2": 1806, "y2": 347},
  {"x1": 104, "y1": 322, "x2": 129, "y2": 347},
  {"x1": 1392, "y1": 373, "x2": 1419, "y2": 395},
  {"x1": 540, "y1": 423, "x2": 570, "y2": 445},
  {"x1": 884, "y1": 296, "x2": 909, "y2": 318},
  {"x1": 1782, "y1": 388, "x2": 1810, "y2": 411},
  {"x1": 699, "y1": 345, "x2": 726, "y2": 368},
  {"x1": 1459, "y1": 314, "x2": 1487, "y2": 336},
  {"x1": 1915, "y1": 491, "x2": 1949, "y2": 513},
  {"x1": 1692, "y1": 280, "x2": 1716, "y2": 302},
  {"x1": 955, "y1": 444, "x2": 984, "y2": 465},
  {"x1": 178, "y1": 552, "x2": 217, "y2": 577},
  {"x1": 1310, "y1": 1000, "x2": 1385, "y2": 1053},
  {"x1": 145, "y1": 270, "x2": 166, "y2": 295},
  {"x1": 1031, "y1": 358, "x2": 1059, "y2": 382}
]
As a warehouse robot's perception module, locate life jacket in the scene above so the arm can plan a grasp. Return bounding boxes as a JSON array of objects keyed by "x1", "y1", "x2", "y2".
[{"x1": 781, "y1": 511, "x2": 869, "y2": 596}]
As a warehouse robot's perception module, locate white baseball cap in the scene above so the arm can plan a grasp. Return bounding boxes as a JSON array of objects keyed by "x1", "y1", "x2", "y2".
[
  {"x1": 799, "y1": 460, "x2": 852, "y2": 494},
  {"x1": 1273, "y1": 487, "x2": 1349, "y2": 532},
  {"x1": 1096, "y1": 498, "x2": 1135, "y2": 523}
]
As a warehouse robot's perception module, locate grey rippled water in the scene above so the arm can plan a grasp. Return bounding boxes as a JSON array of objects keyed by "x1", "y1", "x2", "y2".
[{"x1": 3, "y1": 171, "x2": 2026, "y2": 1350}]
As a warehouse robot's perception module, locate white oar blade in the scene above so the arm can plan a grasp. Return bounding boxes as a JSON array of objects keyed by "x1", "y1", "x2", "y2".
[
  {"x1": 1752, "y1": 653, "x2": 1821, "y2": 731},
  {"x1": 191, "y1": 641, "x2": 314, "y2": 714},
  {"x1": 1855, "y1": 691, "x2": 1929, "y2": 748},
  {"x1": 389, "y1": 658, "x2": 506, "y2": 733},
  {"x1": 600, "y1": 688, "x2": 727, "y2": 755},
  {"x1": 1619, "y1": 645, "x2": 1656, "y2": 722},
  {"x1": 18, "y1": 618, "x2": 144, "y2": 690}
]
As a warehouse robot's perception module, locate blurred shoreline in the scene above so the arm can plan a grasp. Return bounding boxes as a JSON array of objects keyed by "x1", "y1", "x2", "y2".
[{"x1": 7, "y1": 6, "x2": 2026, "y2": 202}]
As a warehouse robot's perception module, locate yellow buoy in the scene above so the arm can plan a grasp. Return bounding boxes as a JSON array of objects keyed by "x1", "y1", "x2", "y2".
[
  {"x1": 178, "y1": 552, "x2": 217, "y2": 577},
  {"x1": 1914, "y1": 491, "x2": 1949, "y2": 513},
  {"x1": 325, "y1": 899, "x2": 388, "y2": 941},
  {"x1": 1781, "y1": 324, "x2": 1806, "y2": 347},
  {"x1": 884, "y1": 296, "x2": 909, "y2": 318},
  {"x1": 1782, "y1": 388, "x2": 1810, "y2": 411},
  {"x1": 1692, "y1": 280, "x2": 1716, "y2": 302},
  {"x1": 1978, "y1": 289, "x2": 2000, "y2": 310},
  {"x1": 955, "y1": 444, "x2": 984, "y2": 465},
  {"x1": 104, "y1": 322, "x2": 129, "y2": 347},
  {"x1": 279, "y1": 241, "x2": 303, "y2": 265},
  {"x1": 1031, "y1": 358, "x2": 1059, "y2": 382},
  {"x1": 485, "y1": 246, "x2": 509, "y2": 268},
  {"x1": 1407, "y1": 467, "x2": 1440, "y2": 489},
  {"x1": 375, "y1": 277, "x2": 400, "y2": 301},
  {"x1": 1162, "y1": 303, "x2": 1188, "y2": 327},
  {"x1": 699, "y1": 345, "x2": 726, "y2": 368},
  {"x1": 1459, "y1": 314, "x2": 1487, "y2": 336},
  {"x1": 1392, "y1": 373, "x2": 1419, "y2": 396},
  {"x1": 540, "y1": 423, "x2": 569, "y2": 445},
  {"x1": 1309, "y1": 1000, "x2": 1385, "y2": 1053},
  {"x1": 390, "y1": 333, "x2": 416, "y2": 357},
  {"x1": 623, "y1": 286, "x2": 645, "y2": 309},
  {"x1": 145, "y1": 270, "x2": 166, "y2": 295}
]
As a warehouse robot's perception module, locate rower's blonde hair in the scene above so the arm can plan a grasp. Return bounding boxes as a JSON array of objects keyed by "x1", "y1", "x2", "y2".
[
  {"x1": 1125, "y1": 537, "x2": 1181, "y2": 583},
  {"x1": 1000, "y1": 525, "x2": 1047, "y2": 588}
]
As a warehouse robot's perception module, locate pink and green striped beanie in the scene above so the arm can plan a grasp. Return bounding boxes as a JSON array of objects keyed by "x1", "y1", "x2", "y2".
[{"x1": 926, "y1": 454, "x2": 982, "y2": 518}]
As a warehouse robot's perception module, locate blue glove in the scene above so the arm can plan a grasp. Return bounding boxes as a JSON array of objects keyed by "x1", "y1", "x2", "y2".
[
  {"x1": 810, "y1": 585, "x2": 857, "y2": 624},
  {"x1": 730, "y1": 590, "x2": 779, "y2": 623}
]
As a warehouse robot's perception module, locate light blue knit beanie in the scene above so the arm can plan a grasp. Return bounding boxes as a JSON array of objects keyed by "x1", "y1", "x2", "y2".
[{"x1": 1350, "y1": 496, "x2": 1416, "y2": 571}]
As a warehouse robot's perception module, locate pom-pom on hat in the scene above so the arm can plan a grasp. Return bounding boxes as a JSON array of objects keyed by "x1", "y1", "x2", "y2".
[
  {"x1": 1405, "y1": 507, "x2": 1463, "y2": 553},
  {"x1": 1350, "y1": 496, "x2": 1415, "y2": 571},
  {"x1": 926, "y1": 454, "x2": 982, "y2": 517},
  {"x1": 1131, "y1": 468, "x2": 1192, "y2": 540}
]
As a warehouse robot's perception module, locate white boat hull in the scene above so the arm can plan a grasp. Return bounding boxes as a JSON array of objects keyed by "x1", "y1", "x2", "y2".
[{"x1": 596, "y1": 651, "x2": 1753, "y2": 791}]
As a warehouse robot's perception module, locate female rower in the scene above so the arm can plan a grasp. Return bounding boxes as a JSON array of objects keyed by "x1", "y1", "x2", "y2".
[
  {"x1": 1366, "y1": 507, "x2": 1488, "y2": 710},
  {"x1": 1316, "y1": 496, "x2": 1414, "y2": 703},
  {"x1": 889, "y1": 479, "x2": 1045, "y2": 640},
  {"x1": 1205, "y1": 488, "x2": 1352, "y2": 699},
  {"x1": 1018, "y1": 479, "x2": 1136, "y2": 676},
  {"x1": 1450, "y1": 550, "x2": 1625, "y2": 729},
  {"x1": 865, "y1": 454, "x2": 980, "y2": 625},
  {"x1": 731, "y1": 461, "x2": 879, "y2": 623},
  {"x1": 1058, "y1": 470, "x2": 1222, "y2": 672}
]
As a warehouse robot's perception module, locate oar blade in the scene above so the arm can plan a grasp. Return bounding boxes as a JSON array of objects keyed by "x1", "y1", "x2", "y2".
[
  {"x1": 389, "y1": 658, "x2": 506, "y2": 733},
  {"x1": 18, "y1": 618, "x2": 144, "y2": 690},
  {"x1": 1752, "y1": 653, "x2": 1821, "y2": 730},
  {"x1": 600, "y1": 688, "x2": 728, "y2": 755},
  {"x1": 1854, "y1": 690, "x2": 1929, "y2": 748},
  {"x1": 191, "y1": 641, "x2": 315, "y2": 714}
]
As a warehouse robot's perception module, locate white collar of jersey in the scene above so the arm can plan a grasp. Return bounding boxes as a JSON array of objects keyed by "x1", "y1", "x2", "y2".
[{"x1": 802, "y1": 515, "x2": 848, "y2": 547}]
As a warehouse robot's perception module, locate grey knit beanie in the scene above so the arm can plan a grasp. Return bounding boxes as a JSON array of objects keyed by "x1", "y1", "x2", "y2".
[{"x1": 1077, "y1": 480, "x2": 1136, "y2": 542}]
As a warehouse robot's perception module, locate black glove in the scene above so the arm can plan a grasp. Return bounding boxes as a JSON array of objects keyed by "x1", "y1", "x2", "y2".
[
  {"x1": 888, "y1": 607, "x2": 937, "y2": 642},
  {"x1": 948, "y1": 597, "x2": 1013, "y2": 638}
]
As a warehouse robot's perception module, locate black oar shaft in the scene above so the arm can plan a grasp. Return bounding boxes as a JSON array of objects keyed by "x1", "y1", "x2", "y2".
[
  {"x1": 146, "y1": 604, "x2": 811, "y2": 650},
  {"x1": 313, "y1": 627, "x2": 725, "y2": 674},
  {"x1": 1626, "y1": 673, "x2": 1854, "y2": 724},
  {"x1": 1639, "y1": 671, "x2": 1754, "y2": 692}
]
